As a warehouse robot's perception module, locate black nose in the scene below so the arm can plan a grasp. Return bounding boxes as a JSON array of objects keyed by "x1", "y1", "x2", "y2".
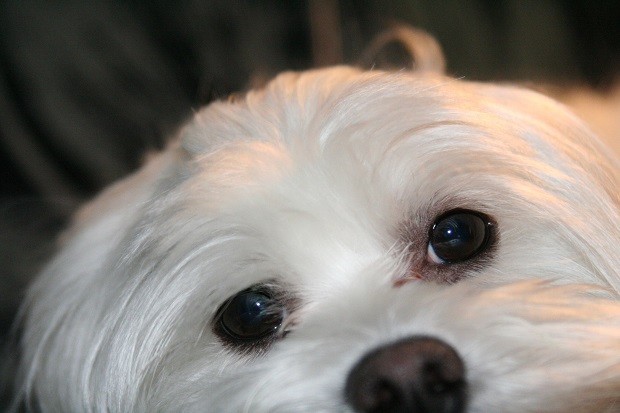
[{"x1": 345, "y1": 336, "x2": 467, "y2": 413}]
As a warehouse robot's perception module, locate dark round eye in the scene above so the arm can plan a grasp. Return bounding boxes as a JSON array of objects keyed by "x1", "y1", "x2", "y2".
[
  {"x1": 428, "y1": 210, "x2": 493, "y2": 264},
  {"x1": 216, "y1": 287, "x2": 285, "y2": 343}
]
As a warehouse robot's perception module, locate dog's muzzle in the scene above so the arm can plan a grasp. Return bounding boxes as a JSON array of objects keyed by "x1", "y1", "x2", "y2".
[{"x1": 345, "y1": 336, "x2": 467, "y2": 413}]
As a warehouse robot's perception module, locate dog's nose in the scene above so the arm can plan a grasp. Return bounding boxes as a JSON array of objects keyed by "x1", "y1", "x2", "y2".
[{"x1": 345, "y1": 336, "x2": 466, "y2": 413}]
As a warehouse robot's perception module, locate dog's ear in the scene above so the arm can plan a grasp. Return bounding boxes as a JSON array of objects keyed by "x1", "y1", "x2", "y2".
[{"x1": 358, "y1": 26, "x2": 446, "y2": 74}]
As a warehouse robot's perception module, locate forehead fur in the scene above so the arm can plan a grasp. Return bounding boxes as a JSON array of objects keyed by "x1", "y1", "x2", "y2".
[{"x1": 177, "y1": 67, "x2": 618, "y2": 216}]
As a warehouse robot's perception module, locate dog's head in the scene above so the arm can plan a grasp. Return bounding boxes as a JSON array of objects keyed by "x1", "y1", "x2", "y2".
[{"x1": 17, "y1": 67, "x2": 620, "y2": 412}]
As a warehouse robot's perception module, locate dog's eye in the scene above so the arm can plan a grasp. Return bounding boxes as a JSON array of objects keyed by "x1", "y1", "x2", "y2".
[
  {"x1": 215, "y1": 286, "x2": 286, "y2": 344},
  {"x1": 428, "y1": 210, "x2": 493, "y2": 264}
]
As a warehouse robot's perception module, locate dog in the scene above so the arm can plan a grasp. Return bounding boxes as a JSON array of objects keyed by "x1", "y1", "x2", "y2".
[{"x1": 12, "y1": 53, "x2": 620, "y2": 412}]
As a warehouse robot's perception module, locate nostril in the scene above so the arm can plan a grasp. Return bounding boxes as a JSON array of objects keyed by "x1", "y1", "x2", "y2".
[{"x1": 345, "y1": 336, "x2": 467, "y2": 413}]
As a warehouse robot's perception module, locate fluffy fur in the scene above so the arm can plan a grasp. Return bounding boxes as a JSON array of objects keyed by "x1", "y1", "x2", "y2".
[{"x1": 14, "y1": 66, "x2": 620, "y2": 412}]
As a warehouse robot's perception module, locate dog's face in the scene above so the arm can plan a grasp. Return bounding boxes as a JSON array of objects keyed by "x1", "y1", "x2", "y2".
[{"x1": 18, "y1": 67, "x2": 620, "y2": 412}]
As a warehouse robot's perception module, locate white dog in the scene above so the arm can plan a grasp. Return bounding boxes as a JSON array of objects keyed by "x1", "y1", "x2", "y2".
[{"x1": 13, "y1": 60, "x2": 620, "y2": 412}]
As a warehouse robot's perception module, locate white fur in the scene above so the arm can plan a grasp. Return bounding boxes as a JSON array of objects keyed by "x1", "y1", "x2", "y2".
[{"x1": 15, "y1": 67, "x2": 620, "y2": 412}]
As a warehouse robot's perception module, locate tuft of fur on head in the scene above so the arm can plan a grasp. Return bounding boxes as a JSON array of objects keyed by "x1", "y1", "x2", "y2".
[{"x1": 13, "y1": 65, "x2": 620, "y2": 412}]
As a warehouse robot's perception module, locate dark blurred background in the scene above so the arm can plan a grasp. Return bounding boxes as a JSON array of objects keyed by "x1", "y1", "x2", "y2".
[{"x1": 1, "y1": 0, "x2": 619, "y2": 405}]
